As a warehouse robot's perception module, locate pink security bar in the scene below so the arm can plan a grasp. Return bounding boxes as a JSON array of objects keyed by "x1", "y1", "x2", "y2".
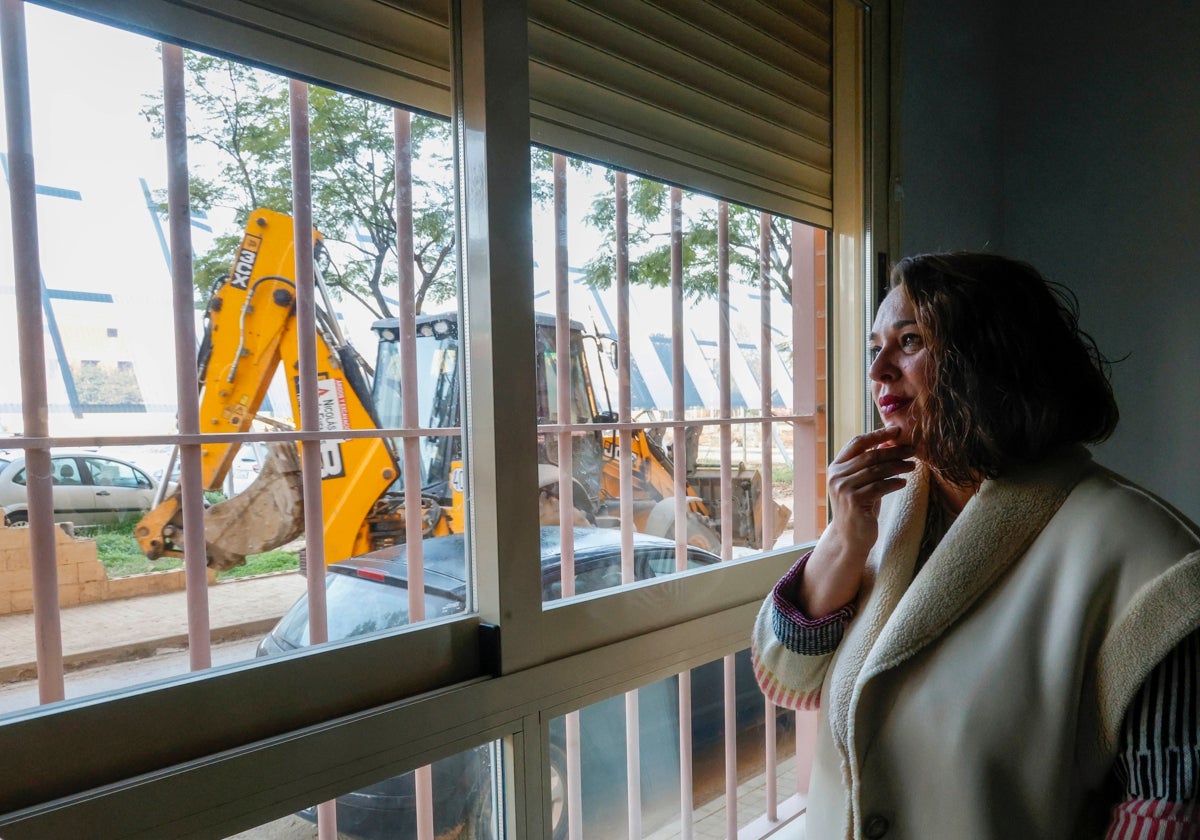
[
  {"x1": 395, "y1": 108, "x2": 436, "y2": 840},
  {"x1": 287, "y1": 77, "x2": 340, "y2": 840},
  {"x1": 161, "y1": 43, "x2": 212, "y2": 674},
  {"x1": 792, "y1": 223, "x2": 825, "y2": 808},
  {"x1": 2, "y1": 0, "x2": 63, "y2": 705},
  {"x1": 540, "y1": 165, "x2": 827, "y2": 838},
  {"x1": 719, "y1": 201, "x2": 740, "y2": 838},
  {"x1": 615, "y1": 170, "x2": 645, "y2": 840},
  {"x1": 760, "y1": 211, "x2": 779, "y2": 825},
  {"x1": 670, "y1": 186, "x2": 696, "y2": 840},
  {"x1": 552, "y1": 153, "x2": 585, "y2": 840}
]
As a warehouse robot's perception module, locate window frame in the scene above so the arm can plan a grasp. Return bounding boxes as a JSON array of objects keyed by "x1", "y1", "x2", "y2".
[{"x1": 0, "y1": 1, "x2": 889, "y2": 837}]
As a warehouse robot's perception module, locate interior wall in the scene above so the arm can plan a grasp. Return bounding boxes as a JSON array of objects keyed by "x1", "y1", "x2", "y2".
[
  {"x1": 894, "y1": 0, "x2": 1004, "y2": 254},
  {"x1": 897, "y1": 0, "x2": 1200, "y2": 520}
]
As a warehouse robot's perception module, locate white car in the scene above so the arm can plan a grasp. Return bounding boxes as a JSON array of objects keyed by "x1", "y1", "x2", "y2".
[{"x1": 0, "y1": 450, "x2": 158, "y2": 527}]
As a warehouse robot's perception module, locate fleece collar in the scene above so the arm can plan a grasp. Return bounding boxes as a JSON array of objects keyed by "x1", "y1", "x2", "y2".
[{"x1": 825, "y1": 446, "x2": 1095, "y2": 781}]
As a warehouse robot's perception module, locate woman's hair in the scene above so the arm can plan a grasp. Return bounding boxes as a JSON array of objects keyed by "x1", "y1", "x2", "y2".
[{"x1": 890, "y1": 252, "x2": 1119, "y2": 485}]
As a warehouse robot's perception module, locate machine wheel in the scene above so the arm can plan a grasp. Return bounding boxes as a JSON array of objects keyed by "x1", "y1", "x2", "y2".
[
  {"x1": 3, "y1": 511, "x2": 28, "y2": 528},
  {"x1": 669, "y1": 514, "x2": 721, "y2": 554},
  {"x1": 646, "y1": 499, "x2": 721, "y2": 553}
]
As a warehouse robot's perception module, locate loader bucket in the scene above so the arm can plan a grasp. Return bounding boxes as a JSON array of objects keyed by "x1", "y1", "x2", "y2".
[{"x1": 204, "y1": 441, "x2": 306, "y2": 570}]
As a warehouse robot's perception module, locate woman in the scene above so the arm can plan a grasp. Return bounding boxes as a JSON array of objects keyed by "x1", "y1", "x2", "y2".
[{"x1": 753, "y1": 253, "x2": 1200, "y2": 839}]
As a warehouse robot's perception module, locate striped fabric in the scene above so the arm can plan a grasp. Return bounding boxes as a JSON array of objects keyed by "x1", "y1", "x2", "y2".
[
  {"x1": 770, "y1": 551, "x2": 856, "y2": 656},
  {"x1": 1107, "y1": 629, "x2": 1200, "y2": 839},
  {"x1": 751, "y1": 639, "x2": 824, "y2": 710},
  {"x1": 1107, "y1": 799, "x2": 1199, "y2": 840}
]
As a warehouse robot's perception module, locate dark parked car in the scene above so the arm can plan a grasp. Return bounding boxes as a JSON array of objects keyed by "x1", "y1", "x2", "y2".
[{"x1": 258, "y1": 527, "x2": 770, "y2": 839}]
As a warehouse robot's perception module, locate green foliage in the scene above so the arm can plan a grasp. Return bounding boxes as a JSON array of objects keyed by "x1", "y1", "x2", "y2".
[
  {"x1": 71, "y1": 363, "x2": 145, "y2": 406},
  {"x1": 143, "y1": 50, "x2": 803, "y2": 315},
  {"x1": 577, "y1": 171, "x2": 798, "y2": 304},
  {"x1": 214, "y1": 550, "x2": 298, "y2": 579},
  {"x1": 142, "y1": 51, "x2": 456, "y2": 316},
  {"x1": 90, "y1": 521, "x2": 298, "y2": 579},
  {"x1": 92, "y1": 525, "x2": 173, "y2": 577}
]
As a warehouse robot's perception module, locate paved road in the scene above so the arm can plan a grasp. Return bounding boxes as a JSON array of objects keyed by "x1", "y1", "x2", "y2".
[
  {"x1": 0, "y1": 638, "x2": 261, "y2": 715},
  {"x1": 226, "y1": 814, "x2": 320, "y2": 839}
]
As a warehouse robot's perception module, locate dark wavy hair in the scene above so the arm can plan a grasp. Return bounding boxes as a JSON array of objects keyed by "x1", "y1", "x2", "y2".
[{"x1": 890, "y1": 252, "x2": 1119, "y2": 486}]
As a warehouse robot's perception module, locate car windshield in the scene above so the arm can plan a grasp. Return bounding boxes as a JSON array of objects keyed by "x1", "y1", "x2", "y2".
[{"x1": 273, "y1": 572, "x2": 462, "y2": 647}]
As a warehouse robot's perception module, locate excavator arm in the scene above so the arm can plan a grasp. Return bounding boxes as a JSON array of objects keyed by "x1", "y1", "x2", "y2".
[{"x1": 136, "y1": 208, "x2": 400, "y2": 569}]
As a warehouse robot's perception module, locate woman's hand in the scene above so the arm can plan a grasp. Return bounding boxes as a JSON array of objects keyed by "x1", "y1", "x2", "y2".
[{"x1": 797, "y1": 426, "x2": 916, "y2": 617}]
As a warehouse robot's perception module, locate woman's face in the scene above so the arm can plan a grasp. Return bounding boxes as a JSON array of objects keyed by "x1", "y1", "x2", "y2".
[{"x1": 869, "y1": 287, "x2": 932, "y2": 450}]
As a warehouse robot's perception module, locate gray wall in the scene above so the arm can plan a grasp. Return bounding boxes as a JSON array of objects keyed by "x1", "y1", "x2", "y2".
[{"x1": 898, "y1": 0, "x2": 1200, "y2": 521}]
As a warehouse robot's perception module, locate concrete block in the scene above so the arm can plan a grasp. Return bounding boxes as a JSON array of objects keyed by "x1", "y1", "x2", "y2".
[
  {"x1": 59, "y1": 543, "x2": 97, "y2": 566},
  {"x1": 53, "y1": 525, "x2": 81, "y2": 545},
  {"x1": 56, "y1": 563, "x2": 80, "y2": 586},
  {"x1": 108, "y1": 576, "x2": 151, "y2": 600},
  {"x1": 2, "y1": 547, "x2": 29, "y2": 571},
  {"x1": 76, "y1": 560, "x2": 108, "y2": 583},
  {"x1": 78, "y1": 581, "x2": 107, "y2": 603},
  {"x1": 0, "y1": 567, "x2": 31, "y2": 592},
  {"x1": 58, "y1": 581, "x2": 82, "y2": 607},
  {"x1": 10, "y1": 588, "x2": 33, "y2": 613}
]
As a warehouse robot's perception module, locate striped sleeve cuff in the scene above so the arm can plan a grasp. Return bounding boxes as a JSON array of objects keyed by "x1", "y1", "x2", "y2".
[
  {"x1": 1105, "y1": 799, "x2": 1199, "y2": 840},
  {"x1": 771, "y1": 550, "x2": 856, "y2": 657}
]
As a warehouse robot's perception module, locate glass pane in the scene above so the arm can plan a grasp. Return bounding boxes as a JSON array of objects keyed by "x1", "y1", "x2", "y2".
[
  {"x1": 0, "y1": 2, "x2": 463, "y2": 711},
  {"x1": 222, "y1": 742, "x2": 499, "y2": 840},
  {"x1": 529, "y1": 150, "x2": 829, "y2": 602},
  {"x1": 15, "y1": 7, "x2": 175, "y2": 438},
  {"x1": 549, "y1": 651, "x2": 781, "y2": 837},
  {"x1": 0, "y1": 441, "x2": 305, "y2": 714}
]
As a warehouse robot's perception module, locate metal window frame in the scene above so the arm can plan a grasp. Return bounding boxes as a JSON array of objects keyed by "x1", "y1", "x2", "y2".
[{"x1": 0, "y1": 0, "x2": 889, "y2": 836}]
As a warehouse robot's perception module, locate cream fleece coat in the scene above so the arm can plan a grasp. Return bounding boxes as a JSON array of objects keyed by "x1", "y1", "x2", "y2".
[{"x1": 753, "y1": 447, "x2": 1200, "y2": 839}]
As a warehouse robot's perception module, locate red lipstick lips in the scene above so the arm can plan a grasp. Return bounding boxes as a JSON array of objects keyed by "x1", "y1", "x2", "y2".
[{"x1": 878, "y1": 394, "x2": 911, "y2": 416}]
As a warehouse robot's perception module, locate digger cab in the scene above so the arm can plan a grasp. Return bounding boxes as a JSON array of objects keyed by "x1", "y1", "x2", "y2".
[{"x1": 371, "y1": 312, "x2": 604, "y2": 503}]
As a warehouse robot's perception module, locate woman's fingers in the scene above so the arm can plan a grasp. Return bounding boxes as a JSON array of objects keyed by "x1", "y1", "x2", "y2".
[
  {"x1": 836, "y1": 448, "x2": 917, "y2": 489},
  {"x1": 803, "y1": 428, "x2": 917, "y2": 612},
  {"x1": 828, "y1": 429, "x2": 916, "y2": 516},
  {"x1": 830, "y1": 442, "x2": 916, "y2": 486},
  {"x1": 835, "y1": 425, "x2": 903, "y2": 461}
]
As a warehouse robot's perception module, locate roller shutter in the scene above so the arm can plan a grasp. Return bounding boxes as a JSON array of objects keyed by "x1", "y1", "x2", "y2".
[{"x1": 49, "y1": 0, "x2": 832, "y2": 224}]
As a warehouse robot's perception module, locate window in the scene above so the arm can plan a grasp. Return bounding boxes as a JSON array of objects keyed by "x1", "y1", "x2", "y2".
[
  {"x1": 82, "y1": 457, "x2": 151, "y2": 489},
  {"x1": 0, "y1": 2, "x2": 881, "y2": 838},
  {"x1": 51, "y1": 458, "x2": 79, "y2": 485}
]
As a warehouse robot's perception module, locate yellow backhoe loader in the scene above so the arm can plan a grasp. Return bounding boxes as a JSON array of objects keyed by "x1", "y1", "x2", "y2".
[{"x1": 137, "y1": 208, "x2": 787, "y2": 569}]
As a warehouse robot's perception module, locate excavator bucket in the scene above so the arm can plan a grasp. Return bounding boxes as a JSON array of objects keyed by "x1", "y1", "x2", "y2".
[{"x1": 204, "y1": 441, "x2": 305, "y2": 570}]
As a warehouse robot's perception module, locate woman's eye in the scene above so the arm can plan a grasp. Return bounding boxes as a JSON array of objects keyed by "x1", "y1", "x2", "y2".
[
  {"x1": 901, "y1": 333, "x2": 923, "y2": 350},
  {"x1": 868, "y1": 345, "x2": 882, "y2": 361}
]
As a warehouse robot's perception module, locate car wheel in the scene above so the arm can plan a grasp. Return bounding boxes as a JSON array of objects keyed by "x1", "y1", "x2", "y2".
[
  {"x1": 548, "y1": 741, "x2": 568, "y2": 840},
  {"x1": 3, "y1": 511, "x2": 28, "y2": 528}
]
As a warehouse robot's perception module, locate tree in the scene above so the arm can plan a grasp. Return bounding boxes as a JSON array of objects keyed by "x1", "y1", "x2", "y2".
[
  {"x1": 577, "y1": 172, "x2": 798, "y2": 305},
  {"x1": 71, "y1": 363, "x2": 145, "y2": 406},
  {"x1": 142, "y1": 51, "x2": 456, "y2": 318}
]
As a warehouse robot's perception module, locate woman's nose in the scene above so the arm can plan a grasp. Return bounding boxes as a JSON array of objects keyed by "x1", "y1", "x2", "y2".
[{"x1": 869, "y1": 350, "x2": 896, "y2": 382}]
